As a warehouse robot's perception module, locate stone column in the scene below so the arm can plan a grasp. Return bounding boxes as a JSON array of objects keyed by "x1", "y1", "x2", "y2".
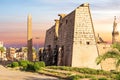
[
  {"x1": 54, "y1": 19, "x2": 59, "y2": 38},
  {"x1": 112, "y1": 16, "x2": 119, "y2": 44},
  {"x1": 58, "y1": 14, "x2": 66, "y2": 19}
]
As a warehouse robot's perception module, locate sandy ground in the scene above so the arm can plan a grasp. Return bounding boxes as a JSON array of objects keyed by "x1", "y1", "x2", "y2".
[{"x1": 0, "y1": 65, "x2": 59, "y2": 80}]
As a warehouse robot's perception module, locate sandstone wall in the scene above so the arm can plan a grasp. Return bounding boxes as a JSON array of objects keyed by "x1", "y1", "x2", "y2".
[
  {"x1": 44, "y1": 3, "x2": 106, "y2": 69},
  {"x1": 71, "y1": 4, "x2": 101, "y2": 69},
  {"x1": 44, "y1": 26, "x2": 56, "y2": 49},
  {"x1": 58, "y1": 11, "x2": 75, "y2": 66},
  {"x1": 97, "y1": 44, "x2": 116, "y2": 71}
]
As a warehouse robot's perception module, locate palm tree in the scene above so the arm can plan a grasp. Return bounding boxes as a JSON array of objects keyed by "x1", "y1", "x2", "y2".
[
  {"x1": 23, "y1": 47, "x2": 37, "y2": 60},
  {"x1": 23, "y1": 47, "x2": 27, "y2": 53},
  {"x1": 23, "y1": 47, "x2": 36, "y2": 53},
  {"x1": 96, "y1": 43, "x2": 120, "y2": 71},
  {"x1": 112, "y1": 42, "x2": 120, "y2": 51},
  {"x1": 0, "y1": 47, "x2": 5, "y2": 61}
]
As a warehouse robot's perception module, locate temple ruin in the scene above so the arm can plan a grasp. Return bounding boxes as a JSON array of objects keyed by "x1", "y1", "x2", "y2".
[{"x1": 44, "y1": 3, "x2": 101, "y2": 69}]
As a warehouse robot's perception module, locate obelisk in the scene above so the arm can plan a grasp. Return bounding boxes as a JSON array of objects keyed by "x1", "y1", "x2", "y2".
[{"x1": 27, "y1": 14, "x2": 33, "y2": 61}]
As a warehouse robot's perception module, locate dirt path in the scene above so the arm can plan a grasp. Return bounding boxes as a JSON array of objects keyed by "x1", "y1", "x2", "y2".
[{"x1": 0, "y1": 65, "x2": 59, "y2": 80}]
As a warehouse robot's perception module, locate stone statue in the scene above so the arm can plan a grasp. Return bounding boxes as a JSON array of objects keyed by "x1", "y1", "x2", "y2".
[{"x1": 112, "y1": 16, "x2": 119, "y2": 44}]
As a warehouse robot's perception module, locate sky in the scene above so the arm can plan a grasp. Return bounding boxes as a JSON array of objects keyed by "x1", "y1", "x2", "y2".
[{"x1": 0, "y1": 0, "x2": 120, "y2": 48}]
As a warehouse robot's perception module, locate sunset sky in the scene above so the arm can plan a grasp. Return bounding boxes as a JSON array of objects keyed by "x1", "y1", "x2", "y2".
[{"x1": 0, "y1": 0, "x2": 120, "y2": 48}]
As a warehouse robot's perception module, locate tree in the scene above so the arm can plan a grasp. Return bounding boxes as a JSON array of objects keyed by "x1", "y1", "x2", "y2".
[
  {"x1": 0, "y1": 47, "x2": 5, "y2": 61},
  {"x1": 112, "y1": 42, "x2": 120, "y2": 51},
  {"x1": 23, "y1": 47, "x2": 37, "y2": 61},
  {"x1": 0, "y1": 47, "x2": 5, "y2": 53},
  {"x1": 23, "y1": 47, "x2": 27, "y2": 53},
  {"x1": 96, "y1": 43, "x2": 120, "y2": 70},
  {"x1": 23, "y1": 47, "x2": 36, "y2": 53}
]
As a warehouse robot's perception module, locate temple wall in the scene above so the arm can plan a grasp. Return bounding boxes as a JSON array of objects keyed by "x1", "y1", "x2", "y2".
[
  {"x1": 71, "y1": 4, "x2": 101, "y2": 69},
  {"x1": 58, "y1": 11, "x2": 75, "y2": 66},
  {"x1": 97, "y1": 44, "x2": 116, "y2": 71},
  {"x1": 44, "y1": 3, "x2": 116, "y2": 70},
  {"x1": 44, "y1": 26, "x2": 55, "y2": 49}
]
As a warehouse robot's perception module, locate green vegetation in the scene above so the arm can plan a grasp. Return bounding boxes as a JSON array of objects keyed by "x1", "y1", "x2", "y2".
[
  {"x1": 0, "y1": 47, "x2": 5, "y2": 61},
  {"x1": 0, "y1": 47, "x2": 5, "y2": 53},
  {"x1": 112, "y1": 42, "x2": 120, "y2": 51},
  {"x1": 69, "y1": 75, "x2": 84, "y2": 80},
  {"x1": 33, "y1": 61, "x2": 45, "y2": 71},
  {"x1": 68, "y1": 74, "x2": 99, "y2": 80},
  {"x1": 45, "y1": 66, "x2": 120, "y2": 80},
  {"x1": 11, "y1": 62, "x2": 19, "y2": 68},
  {"x1": 7, "y1": 60, "x2": 45, "y2": 71},
  {"x1": 96, "y1": 50, "x2": 120, "y2": 68},
  {"x1": 96, "y1": 43, "x2": 120, "y2": 70},
  {"x1": 37, "y1": 61, "x2": 45, "y2": 67},
  {"x1": 19, "y1": 60, "x2": 29, "y2": 70},
  {"x1": 22, "y1": 47, "x2": 37, "y2": 53},
  {"x1": 34, "y1": 62, "x2": 41, "y2": 71},
  {"x1": 7, "y1": 63, "x2": 120, "y2": 80},
  {"x1": 98, "y1": 77, "x2": 108, "y2": 80},
  {"x1": 47, "y1": 66, "x2": 111, "y2": 76},
  {"x1": 25, "y1": 61, "x2": 34, "y2": 71},
  {"x1": 116, "y1": 73, "x2": 120, "y2": 80}
]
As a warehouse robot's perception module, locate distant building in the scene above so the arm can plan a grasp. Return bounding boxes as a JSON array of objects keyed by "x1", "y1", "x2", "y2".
[
  {"x1": 6, "y1": 47, "x2": 16, "y2": 61},
  {"x1": 17, "y1": 47, "x2": 28, "y2": 60},
  {"x1": 5, "y1": 46, "x2": 37, "y2": 61}
]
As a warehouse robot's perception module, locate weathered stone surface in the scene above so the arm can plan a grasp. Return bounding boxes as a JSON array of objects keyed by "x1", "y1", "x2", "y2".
[
  {"x1": 44, "y1": 3, "x2": 101, "y2": 69},
  {"x1": 97, "y1": 44, "x2": 116, "y2": 71},
  {"x1": 44, "y1": 26, "x2": 56, "y2": 49},
  {"x1": 27, "y1": 14, "x2": 33, "y2": 61},
  {"x1": 112, "y1": 16, "x2": 119, "y2": 44},
  {"x1": 71, "y1": 4, "x2": 100, "y2": 69}
]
